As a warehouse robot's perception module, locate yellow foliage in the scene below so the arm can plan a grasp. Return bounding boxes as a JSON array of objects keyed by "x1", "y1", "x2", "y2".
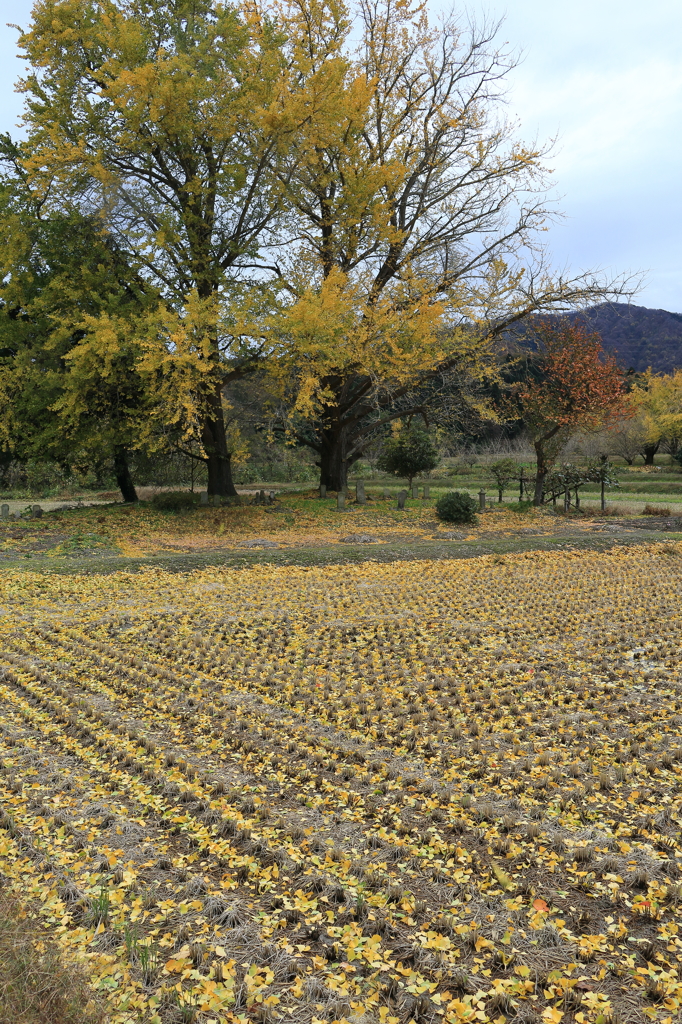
[{"x1": 631, "y1": 371, "x2": 682, "y2": 448}]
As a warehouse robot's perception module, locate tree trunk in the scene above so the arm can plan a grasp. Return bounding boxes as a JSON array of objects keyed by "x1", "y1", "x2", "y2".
[
  {"x1": 319, "y1": 427, "x2": 350, "y2": 492},
  {"x1": 642, "y1": 442, "x2": 659, "y2": 466},
  {"x1": 533, "y1": 440, "x2": 548, "y2": 506},
  {"x1": 113, "y1": 446, "x2": 138, "y2": 503},
  {"x1": 202, "y1": 383, "x2": 239, "y2": 498}
]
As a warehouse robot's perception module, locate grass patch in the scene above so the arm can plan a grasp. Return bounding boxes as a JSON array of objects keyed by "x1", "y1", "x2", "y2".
[
  {"x1": 0, "y1": 892, "x2": 106, "y2": 1024},
  {"x1": 0, "y1": 531, "x2": 672, "y2": 575},
  {"x1": 643, "y1": 503, "x2": 673, "y2": 516},
  {"x1": 592, "y1": 477, "x2": 682, "y2": 494},
  {"x1": 504, "y1": 499, "x2": 534, "y2": 513}
]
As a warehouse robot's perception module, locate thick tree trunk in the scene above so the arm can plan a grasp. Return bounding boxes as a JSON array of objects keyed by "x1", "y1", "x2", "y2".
[
  {"x1": 319, "y1": 427, "x2": 350, "y2": 492},
  {"x1": 113, "y1": 446, "x2": 138, "y2": 503},
  {"x1": 642, "y1": 442, "x2": 659, "y2": 466},
  {"x1": 202, "y1": 383, "x2": 239, "y2": 498}
]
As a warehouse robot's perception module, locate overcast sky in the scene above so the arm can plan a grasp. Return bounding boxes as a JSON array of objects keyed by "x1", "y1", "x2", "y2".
[{"x1": 1, "y1": 0, "x2": 680, "y2": 311}]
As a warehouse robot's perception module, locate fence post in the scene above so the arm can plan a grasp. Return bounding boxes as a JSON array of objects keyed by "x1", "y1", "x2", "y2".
[
  {"x1": 519, "y1": 471, "x2": 525, "y2": 501},
  {"x1": 478, "y1": 489, "x2": 486, "y2": 510}
]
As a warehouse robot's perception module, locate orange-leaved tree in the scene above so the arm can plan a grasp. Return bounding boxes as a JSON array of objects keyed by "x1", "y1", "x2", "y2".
[{"x1": 507, "y1": 319, "x2": 630, "y2": 504}]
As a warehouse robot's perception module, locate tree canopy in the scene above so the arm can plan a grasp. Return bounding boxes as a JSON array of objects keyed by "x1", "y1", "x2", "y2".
[
  {"x1": 256, "y1": 0, "x2": 631, "y2": 489},
  {"x1": 0, "y1": 135, "x2": 159, "y2": 499},
  {"x1": 14, "y1": 0, "x2": 307, "y2": 495},
  {"x1": 505, "y1": 319, "x2": 630, "y2": 504},
  {"x1": 631, "y1": 371, "x2": 682, "y2": 462}
]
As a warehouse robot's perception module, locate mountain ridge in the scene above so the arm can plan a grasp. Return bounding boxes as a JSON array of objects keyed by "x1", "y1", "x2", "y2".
[{"x1": 561, "y1": 303, "x2": 682, "y2": 374}]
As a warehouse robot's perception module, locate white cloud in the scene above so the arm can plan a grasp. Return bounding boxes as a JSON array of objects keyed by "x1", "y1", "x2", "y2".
[
  {"x1": 482, "y1": 0, "x2": 682, "y2": 308},
  {"x1": 512, "y1": 59, "x2": 682, "y2": 178}
]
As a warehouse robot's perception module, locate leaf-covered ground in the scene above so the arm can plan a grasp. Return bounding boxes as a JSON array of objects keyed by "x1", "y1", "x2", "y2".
[
  {"x1": 1, "y1": 545, "x2": 682, "y2": 1024},
  {"x1": 3, "y1": 498, "x2": 550, "y2": 561},
  {"x1": 1, "y1": 496, "x2": 680, "y2": 572}
]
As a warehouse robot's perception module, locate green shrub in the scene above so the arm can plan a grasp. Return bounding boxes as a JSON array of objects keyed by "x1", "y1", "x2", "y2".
[
  {"x1": 435, "y1": 490, "x2": 478, "y2": 524},
  {"x1": 150, "y1": 490, "x2": 197, "y2": 511}
]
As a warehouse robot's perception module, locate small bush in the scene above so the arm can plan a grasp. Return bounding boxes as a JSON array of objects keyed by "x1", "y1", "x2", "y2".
[
  {"x1": 435, "y1": 491, "x2": 478, "y2": 524},
  {"x1": 642, "y1": 504, "x2": 672, "y2": 516},
  {"x1": 377, "y1": 428, "x2": 440, "y2": 488},
  {"x1": 150, "y1": 490, "x2": 197, "y2": 511}
]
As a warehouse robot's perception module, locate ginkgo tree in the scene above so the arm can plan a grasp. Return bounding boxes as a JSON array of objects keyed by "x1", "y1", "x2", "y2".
[
  {"x1": 631, "y1": 370, "x2": 682, "y2": 463},
  {"x1": 14, "y1": 0, "x2": 324, "y2": 496},
  {"x1": 262, "y1": 0, "x2": 632, "y2": 491}
]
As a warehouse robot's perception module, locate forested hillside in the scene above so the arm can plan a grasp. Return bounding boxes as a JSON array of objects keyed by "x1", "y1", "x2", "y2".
[{"x1": 568, "y1": 302, "x2": 682, "y2": 373}]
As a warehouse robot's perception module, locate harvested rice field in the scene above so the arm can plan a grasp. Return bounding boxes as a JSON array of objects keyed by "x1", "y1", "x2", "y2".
[{"x1": 1, "y1": 544, "x2": 682, "y2": 1024}]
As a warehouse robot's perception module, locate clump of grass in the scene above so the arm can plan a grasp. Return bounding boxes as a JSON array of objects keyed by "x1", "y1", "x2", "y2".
[
  {"x1": 0, "y1": 892, "x2": 106, "y2": 1024},
  {"x1": 642, "y1": 504, "x2": 672, "y2": 516},
  {"x1": 506, "y1": 500, "x2": 534, "y2": 513}
]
